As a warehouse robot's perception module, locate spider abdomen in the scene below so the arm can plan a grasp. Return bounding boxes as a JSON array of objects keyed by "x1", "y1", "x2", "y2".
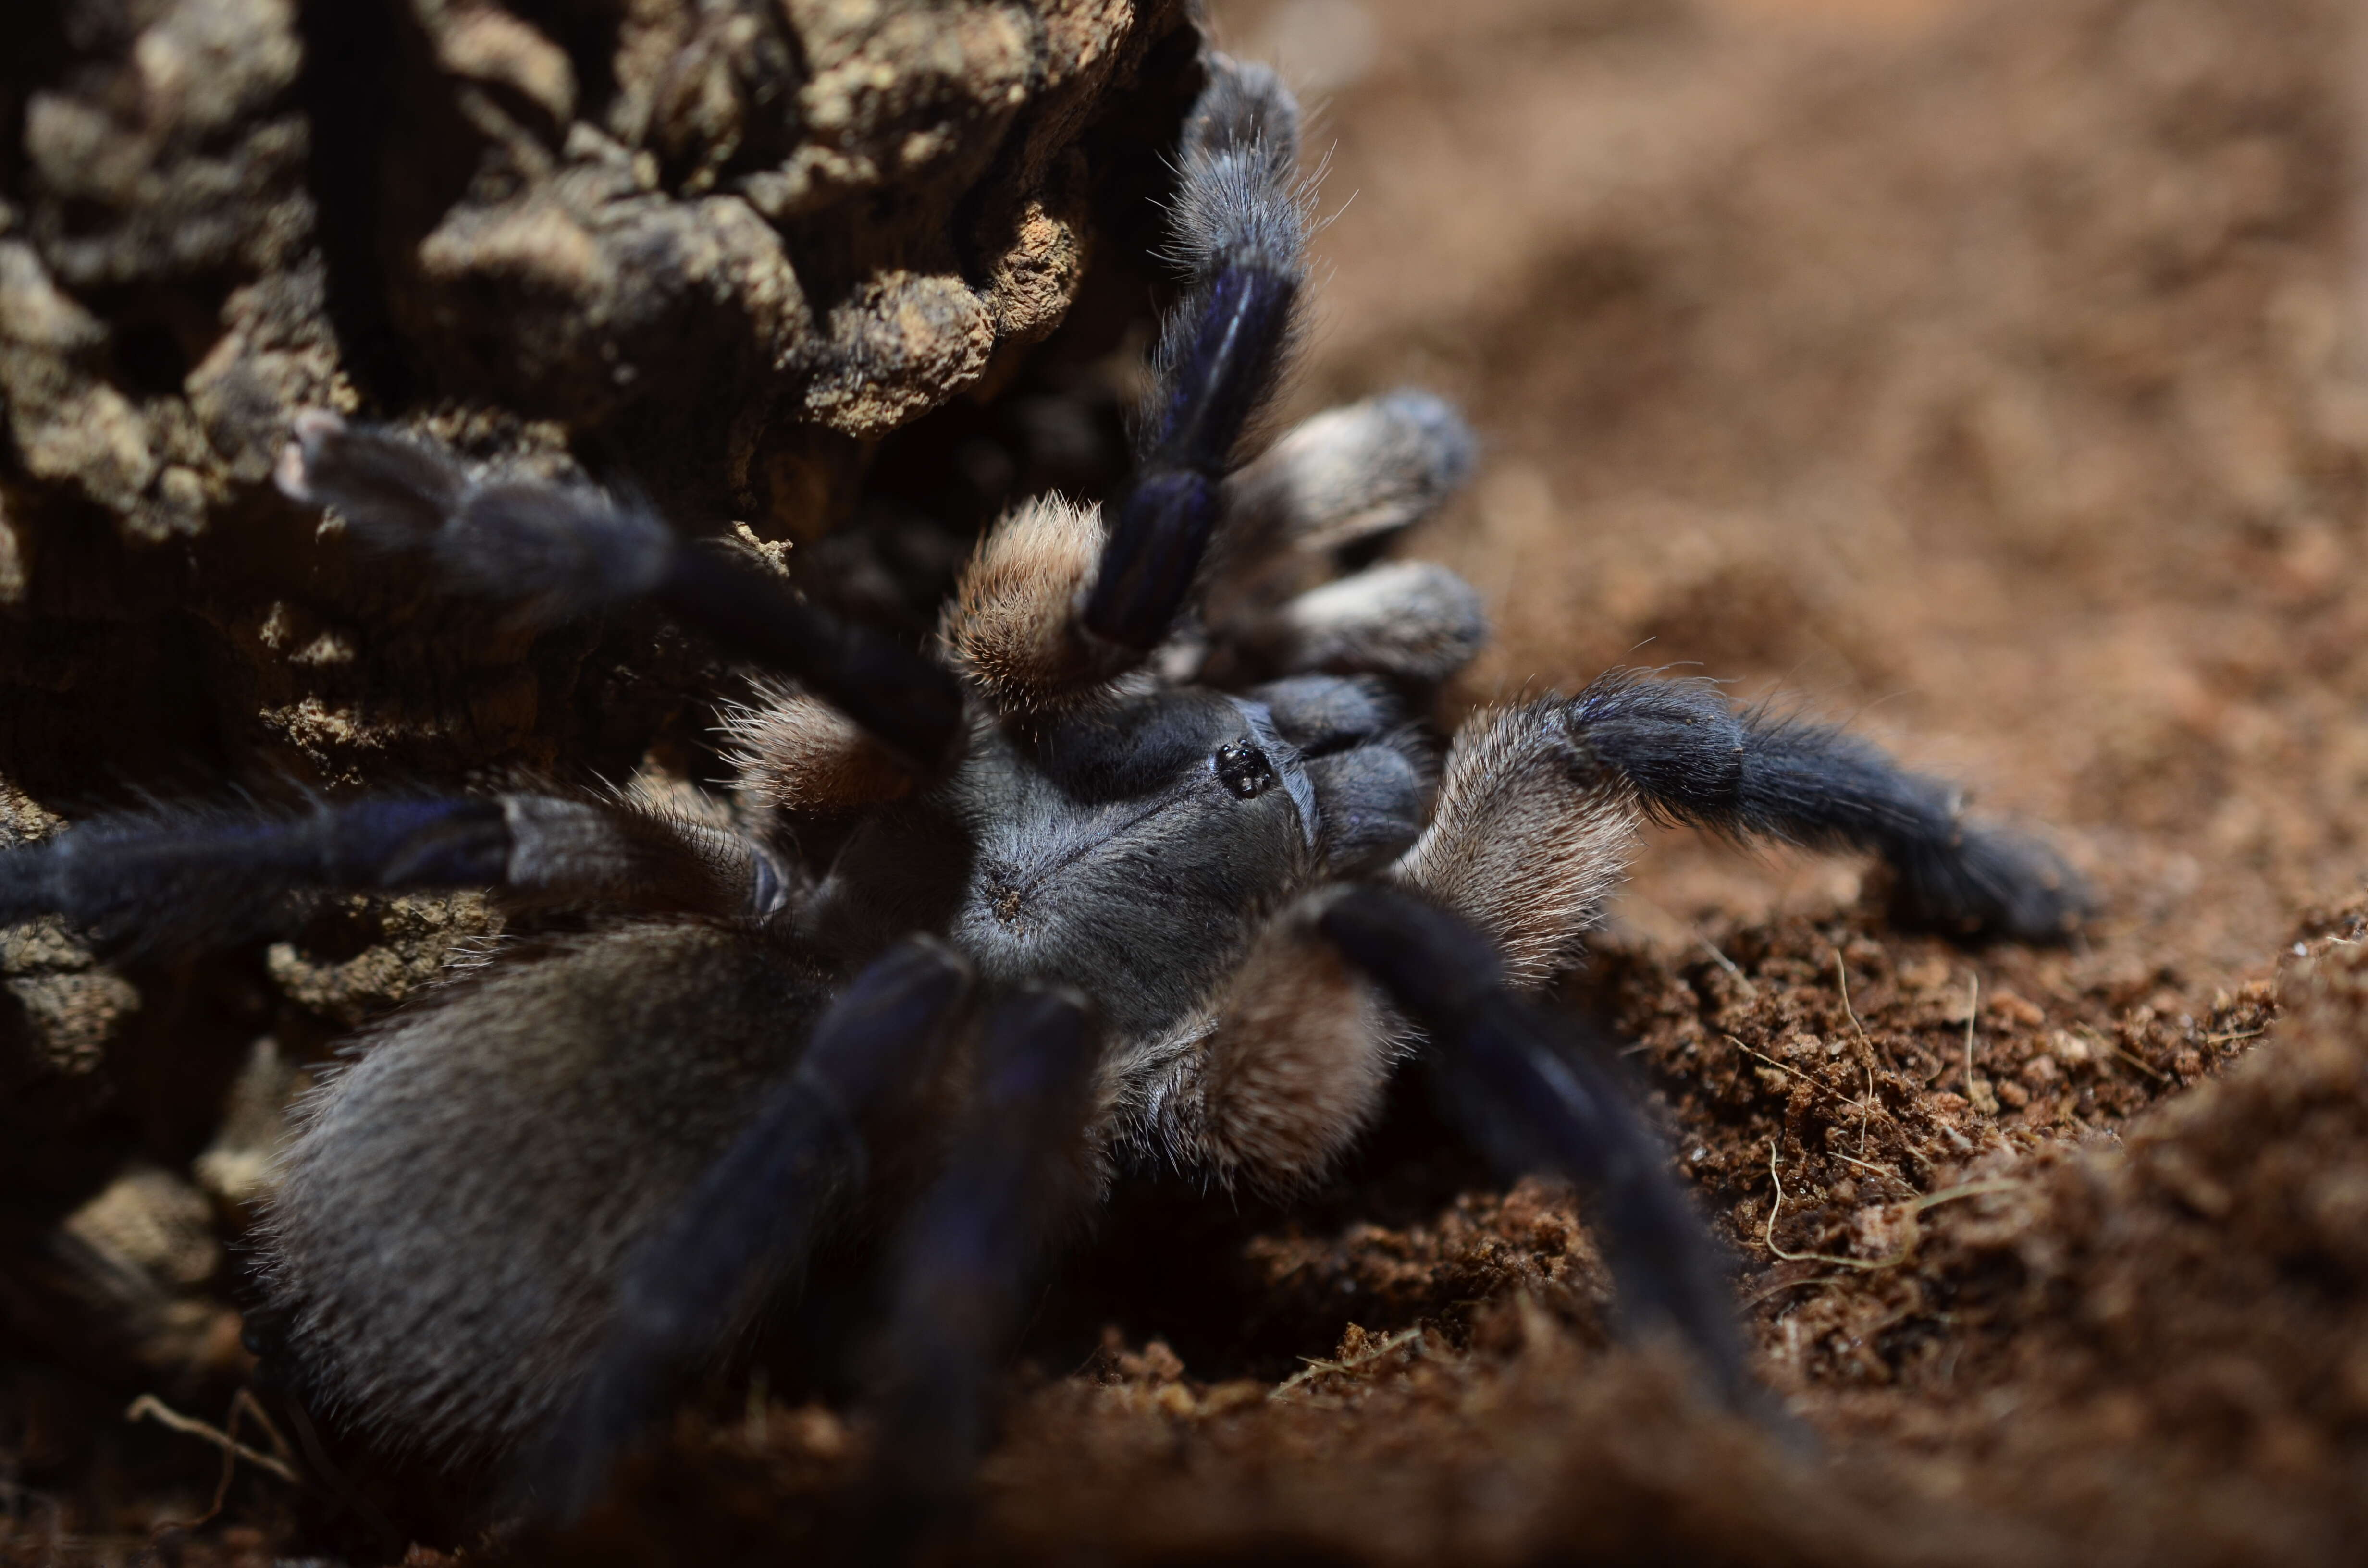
[{"x1": 260, "y1": 923, "x2": 837, "y2": 1459}]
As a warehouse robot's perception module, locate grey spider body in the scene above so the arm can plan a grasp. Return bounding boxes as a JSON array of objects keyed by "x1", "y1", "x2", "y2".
[
  {"x1": 824, "y1": 690, "x2": 1326, "y2": 1037},
  {"x1": 0, "y1": 51, "x2": 2086, "y2": 1536},
  {"x1": 265, "y1": 682, "x2": 1382, "y2": 1465}
]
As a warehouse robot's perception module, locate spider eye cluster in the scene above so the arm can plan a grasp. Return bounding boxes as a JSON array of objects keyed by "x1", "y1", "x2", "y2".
[{"x1": 1213, "y1": 741, "x2": 1278, "y2": 799}]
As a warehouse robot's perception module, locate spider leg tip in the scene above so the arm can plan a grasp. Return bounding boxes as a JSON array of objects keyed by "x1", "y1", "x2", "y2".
[
  {"x1": 291, "y1": 406, "x2": 345, "y2": 441},
  {"x1": 275, "y1": 409, "x2": 349, "y2": 502}
]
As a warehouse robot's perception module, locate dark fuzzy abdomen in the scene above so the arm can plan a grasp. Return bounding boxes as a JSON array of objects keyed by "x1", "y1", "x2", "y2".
[{"x1": 259, "y1": 922, "x2": 834, "y2": 1462}]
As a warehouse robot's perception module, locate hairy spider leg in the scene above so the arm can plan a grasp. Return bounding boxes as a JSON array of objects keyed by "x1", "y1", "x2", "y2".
[
  {"x1": 1110, "y1": 899, "x2": 1400, "y2": 1190},
  {"x1": 1221, "y1": 390, "x2": 1479, "y2": 558},
  {"x1": 279, "y1": 413, "x2": 966, "y2": 772},
  {"x1": 940, "y1": 61, "x2": 1478, "y2": 714},
  {"x1": 0, "y1": 796, "x2": 506, "y2": 948},
  {"x1": 1563, "y1": 671, "x2": 2089, "y2": 940},
  {"x1": 1081, "y1": 58, "x2": 1308, "y2": 652},
  {"x1": 524, "y1": 938, "x2": 973, "y2": 1519},
  {"x1": 1317, "y1": 885, "x2": 1754, "y2": 1409},
  {"x1": 863, "y1": 986, "x2": 1099, "y2": 1544},
  {"x1": 1205, "y1": 393, "x2": 1487, "y2": 686},
  {"x1": 655, "y1": 549, "x2": 965, "y2": 774},
  {"x1": 0, "y1": 790, "x2": 789, "y2": 951},
  {"x1": 944, "y1": 392, "x2": 1483, "y2": 705},
  {"x1": 1237, "y1": 558, "x2": 1489, "y2": 685}
]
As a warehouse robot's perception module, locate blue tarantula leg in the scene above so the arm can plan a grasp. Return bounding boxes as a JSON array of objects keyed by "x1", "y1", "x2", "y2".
[
  {"x1": 943, "y1": 496, "x2": 1115, "y2": 711},
  {"x1": 1242, "y1": 560, "x2": 1489, "y2": 685},
  {"x1": 863, "y1": 986, "x2": 1098, "y2": 1532},
  {"x1": 0, "y1": 791, "x2": 788, "y2": 950},
  {"x1": 0, "y1": 796, "x2": 506, "y2": 949},
  {"x1": 1316, "y1": 884, "x2": 1753, "y2": 1409},
  {"x1": 1082, "y1": 57, "x2": 1308, "y2": 652},
  {"x1": 523, "y1": 937, "x2": 972, "y2": 1519},
  {"x1": 1565, "y1": 673, "x2": 2088, "y2": 941},
  {"x1": 948, "y1": 403, "x2": 1477, "y2": 714},
  {"x1": 1223, "y1": 389, "x2": 1479, "y2": 555},
  {"x1": 1305, "y1": 740, "x2": 1431, "y2": 876},
  {"x1": 278, "y1": 413, "x2": 966, "y2": 772}
]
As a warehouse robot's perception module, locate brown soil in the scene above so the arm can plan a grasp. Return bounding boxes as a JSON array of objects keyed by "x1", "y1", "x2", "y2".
[{"x1": 12, "y1": 0, "x2": 2368, "y2": 1562}]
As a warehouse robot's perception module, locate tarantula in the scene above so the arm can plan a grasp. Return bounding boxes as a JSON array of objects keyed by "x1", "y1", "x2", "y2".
[{"x1": 0, "y1": 54, "x2": 2080, "y2": 1536}]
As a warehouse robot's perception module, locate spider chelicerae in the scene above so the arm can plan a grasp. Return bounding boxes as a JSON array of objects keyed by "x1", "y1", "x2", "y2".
[{"x1": 0, "y1": 51, "x2": 2084, "y2": 1539}]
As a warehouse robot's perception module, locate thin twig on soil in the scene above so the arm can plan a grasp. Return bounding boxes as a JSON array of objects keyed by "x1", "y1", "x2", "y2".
[
  {"x1": 232, "y1": 1387, "x2": 296, "y2": 1470},
  {"x1": 1832, "y1": 948, "x2": 1880, "y2": 1155},
  {"x1": 1761, "y1": 1142, "x2": 2021, "y2": 1270},
  {"x1": 1962, "y1": 973, "x2": 1980, "y2": 1096},
  {"x1": 1856, "y1": 1055, "x2": 1876, "y2": 1156},
  {"x1": 125, "y1": 1393, "x2": 302, "y2": 1500},
  {"x1": 180, "y1": 1391, "x2": 296, "y2": 1528},
  {"x1": 1725, "y1": 1034, "x2": 1890, "y2": 1124},
  {"x1": 1270, "y1": 1327, "x2": 1426, "y2": 1402},
  {"x1": 1701, "y1": 936, "x2": 1759, "y2": 998},
  {"x1": 2076, "y1": 1021, "x2": 2170, "y2": 1081},
  {"x1": 1748, "y1": 1272, "x2": 1853, "y2": 1306},
  {"x1": 1834, "y1": 949, "x2": 1873, "y2": 1050},
  {"x1": 1826, "y1": 1148, "x2": 1902, "y2": 1180}
]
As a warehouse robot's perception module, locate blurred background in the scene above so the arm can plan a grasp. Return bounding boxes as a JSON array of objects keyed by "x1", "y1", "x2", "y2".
[{"x1": 1217, "y1": 0, "x2": 2366, "y2": 984}]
